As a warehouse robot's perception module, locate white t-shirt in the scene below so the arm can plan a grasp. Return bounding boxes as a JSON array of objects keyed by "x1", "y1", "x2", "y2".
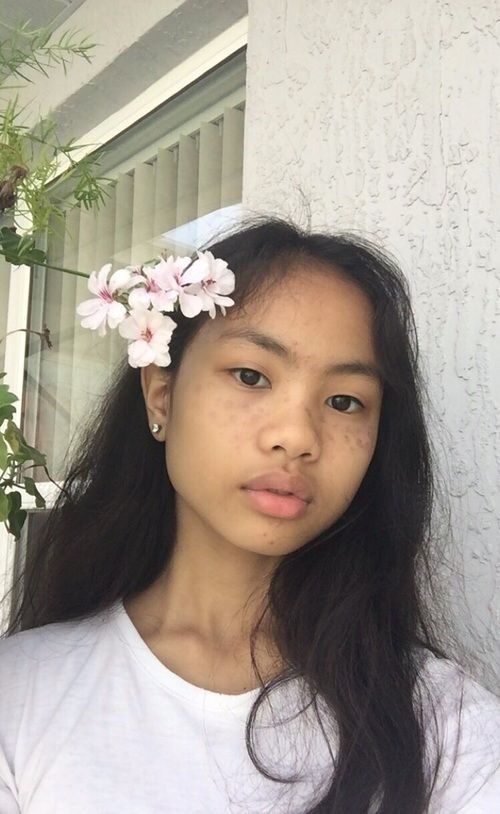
[{"x1": 0, "y1": 600, "x2": 498, "y2": 814}]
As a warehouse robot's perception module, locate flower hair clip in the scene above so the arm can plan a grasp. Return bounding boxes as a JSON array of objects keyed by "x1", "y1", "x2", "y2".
[{"x1": 76, "y1": 251, "x2": 235, "y2": 368}]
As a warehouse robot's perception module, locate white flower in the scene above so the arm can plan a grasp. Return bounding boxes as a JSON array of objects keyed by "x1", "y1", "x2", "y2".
[
  {"x1": 153, "y1": 255, "x2": 207, "y2": 318},
  {"x1": 76, "y1": 263, "x2": 138, "y2": 336},
  {"x1": 128, "y1": 265, "x2": 178, "y2": 312},
  {"x1": 187, "y1": 251, "x2": 236, "y2": 318},
  {"x1": 118, "y1": 308, "x2": 177, "y2": 368}
]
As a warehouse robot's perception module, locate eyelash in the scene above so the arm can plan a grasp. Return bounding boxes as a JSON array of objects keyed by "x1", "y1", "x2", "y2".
[{"x1": 228, "y1": 368, "x2": 364, "y2": 413}]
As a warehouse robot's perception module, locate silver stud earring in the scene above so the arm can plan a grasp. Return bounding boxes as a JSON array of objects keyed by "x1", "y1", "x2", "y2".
[{"x1": 151, "y1": 423, "x2": 161, "y2": 435}]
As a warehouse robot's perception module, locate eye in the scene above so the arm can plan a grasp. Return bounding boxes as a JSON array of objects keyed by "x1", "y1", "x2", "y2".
[
  {"x1": 229, "y1": 368, "x2": 269, "y2": 387},
  {"x1": 328, "y1": 395, "x2": 363, "y2": 413}
]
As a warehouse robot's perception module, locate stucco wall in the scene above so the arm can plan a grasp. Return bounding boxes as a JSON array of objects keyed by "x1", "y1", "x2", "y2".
[{"x1": 244, "y1": 0, "x2": 500, "y2": 690}]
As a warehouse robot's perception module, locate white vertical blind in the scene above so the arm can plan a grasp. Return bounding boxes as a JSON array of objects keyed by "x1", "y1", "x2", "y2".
[
  {"x1": 221, "y1": 106, "x2": 244, "y2": 207},
  {"x1": 69, "y1": 207, "x2": 98, "y2": 445},
  {"x1": 198, "y1": 121, "x2": 222, "y2": 216},
  {"x1": 95, "y1": 184, "x2": 116, "y2": 268},
  {"x1": 0, "y1": 255, "x2": 10, "y2": 371},
  {"x1": 131, "y1": 162, "x2": 155, "y2": 265},
  {"x1": 114, "y1": 174, "x2": 134, "y2": 267},
  {"x1": 154, "y1": 147, "x2": 177, "y2": 237},
  {"x1": 51, "y1": 207, "x2": 80, "y2": 471},
  {"x1": 33, "y1": 217, "x2": 65, "y2": 467},
  {"x1": 176, "y1": 135, "x2": 199, "y2": 226}
]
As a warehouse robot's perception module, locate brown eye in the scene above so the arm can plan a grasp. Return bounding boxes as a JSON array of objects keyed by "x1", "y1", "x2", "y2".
[
  {"x1": 329, "y1": 395, "x2": 363, "y2": 413},
  {"x1": 230, "y1": 368, "x2": 268, "y2": 387}
]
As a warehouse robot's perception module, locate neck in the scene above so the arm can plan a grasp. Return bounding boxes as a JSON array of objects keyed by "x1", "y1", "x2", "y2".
[{"x1": 124, "y1": 531, "x2": 281, "y2": 650}]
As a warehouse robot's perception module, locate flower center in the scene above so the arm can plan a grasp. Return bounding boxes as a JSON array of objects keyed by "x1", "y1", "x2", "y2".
[
  {"x1": 99, "y1": 287, "x2": 114, "y2": 303},
  {"x1": 142, "y1": 327, "x2": 153, "y2": 342}
]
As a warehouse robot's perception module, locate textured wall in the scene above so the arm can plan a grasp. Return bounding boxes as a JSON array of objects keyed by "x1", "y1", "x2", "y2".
[{"x1": 244, "y1": 0, "x2": 500, "y2": 690}]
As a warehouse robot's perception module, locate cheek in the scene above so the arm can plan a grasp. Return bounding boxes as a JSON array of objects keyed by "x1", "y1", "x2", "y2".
[
  {"x1": 323, "y1": 421, "x2": 377, "y2": 457},
  {"x1": 344, "y1": 427, "x2": 378, "y2": 455},
  {"x1": 322, "y1": 427, "x2": 378, "y2": 499}
]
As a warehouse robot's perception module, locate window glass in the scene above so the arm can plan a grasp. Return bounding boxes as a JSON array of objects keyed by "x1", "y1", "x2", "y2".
[{"x1": 22, "y1": 50, "x2": 246, "y2": 480}]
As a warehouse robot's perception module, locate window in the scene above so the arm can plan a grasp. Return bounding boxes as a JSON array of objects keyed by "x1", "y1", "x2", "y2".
[{"x1": 0, "y1": 44, "x2": 246, "y2": 631}]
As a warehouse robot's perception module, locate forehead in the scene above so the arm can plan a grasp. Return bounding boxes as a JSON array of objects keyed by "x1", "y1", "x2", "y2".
[{"x1": 198, "y1": 265, "x2": 378, "y2": 368}]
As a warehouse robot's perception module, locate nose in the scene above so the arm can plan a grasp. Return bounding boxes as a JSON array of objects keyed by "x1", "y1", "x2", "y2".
[{"x1": 257, "y1": 398, "x2": 321, "y2": 461}]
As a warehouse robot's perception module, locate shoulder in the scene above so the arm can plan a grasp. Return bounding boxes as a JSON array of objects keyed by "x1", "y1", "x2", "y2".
[
  {"x1": 416, "y1": 650, "x2": 500, "y2": 813},
  {"x1": 0, "y1": 604, "x2": 120, "y2": 709},
  {"x1": 0, "y1": 604, "x2": 117, "y2": 659},
  {"x1": 416, "y1": 648, "x2": 500, "y2": 723}
]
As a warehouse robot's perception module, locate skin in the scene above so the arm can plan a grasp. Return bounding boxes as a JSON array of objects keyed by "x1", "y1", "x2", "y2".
[{"x1": 124, "y1": 263, "x2": 383, "y2": 693}]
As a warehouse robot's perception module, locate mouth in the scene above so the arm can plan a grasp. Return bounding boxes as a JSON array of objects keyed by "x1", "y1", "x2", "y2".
[{"x1": 241, "y1": 487, "x2": 310, "y2": 520}]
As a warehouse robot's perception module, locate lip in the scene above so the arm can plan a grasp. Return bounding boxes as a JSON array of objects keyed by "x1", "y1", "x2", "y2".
[
  {"x1": 242, "y1": 471, "x2": 313, "y2": 503},
  {"x1": 241, "y1": 488, "x2": 310, "y2": 519}
]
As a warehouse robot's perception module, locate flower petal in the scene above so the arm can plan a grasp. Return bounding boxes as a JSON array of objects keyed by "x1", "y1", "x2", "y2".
[
  {"x1": 108, "y1": 267, "x2": 132, "y2": 294},
  {"x1": 118, "y1": 314, "x2": 141, "y2": 340},
  {"x1": 107, "y1": 301, "x2": 127, "y2": 328},
  {"x1": 178, "y1": 289, "x2": 203, "y2": 318},
  {"x1": 150, "y1": 290, "x2": 177, "y2": 312},
  {"x1": 87, "y1": 271, "x2": 100, "y2": 296},
  {"x1": 147, "y1": 309, "x2": 175, "y2": 333},
  {"x1": 151, "y1": 348, "x2": 172, "y2": 367},
  {"x1": 80, "y1": 307, "x2": 107, "y2": 332},
  {"x1": 181, "y1": 256, "x2": 206, "y2": 285},
  {"x1": 128, "y1": 287, "x2": 151, "y2": 310},
  {"x1": 97, "y1": 263, "x2": 112, "y2": 288},
  {"x1": 215, "y1": 269, "x2": 235, "y2": 294},
  {"x1": 76, "y1": 297, "x2": 104, "y2": 317},
  {"x1": 127, "y1": 339, "x2": 156, "y2": 368}
]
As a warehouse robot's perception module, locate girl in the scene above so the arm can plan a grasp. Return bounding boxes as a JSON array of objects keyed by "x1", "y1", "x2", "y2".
[{"x1": 0, "y1": 217, "x2": 499, "y2": 813}]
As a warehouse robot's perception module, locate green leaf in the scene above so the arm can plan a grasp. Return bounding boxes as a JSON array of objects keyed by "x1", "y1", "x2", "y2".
[
  {"x1": 23, "y1": 476, "x2": 46, "y2": 508},
  {"x1": 0, "y1": 432, "x2": 8, "y2": 469},
  {"x1": 0, "y1": 488, "x2": 8, "y2": 522},
  {"x1": 7, "y1": 501, "x2": 27, "y2": 539},
  {"x1": 4, "y1": 420, "x2": 20, "y2": 454},
  {"x1": 18, "y1": 439, "x2": 46, "y2": 467},
  {"x1": 0, "y1": 404, "x2": 16, "y2": 425},
  {"x1": 0, "y1": 380, "x2": 18, "y2": 409},
  {"x1": 0, "y1": 227, "x2": 47, "y2": 267},
  {"x1": 4, "y1": 422, "x2": 46, "y2": 465},
  {"x1": 7, "y1": 490, "x2": 21, "y2": 512}
]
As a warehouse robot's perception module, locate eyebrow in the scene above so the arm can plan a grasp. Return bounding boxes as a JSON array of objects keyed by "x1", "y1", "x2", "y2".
[{"x1": 218, "y1": 328, "x2": 383, "y2": 382}]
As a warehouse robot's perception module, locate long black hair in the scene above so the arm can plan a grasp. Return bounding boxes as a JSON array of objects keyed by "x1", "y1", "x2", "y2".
[{"x1": 3, "y1": 216, "x2": 458, "y2": 813}]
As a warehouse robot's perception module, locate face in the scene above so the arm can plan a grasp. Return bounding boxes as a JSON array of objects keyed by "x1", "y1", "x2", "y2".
[{"x1": 142, "y1": 263, "x2": 383, "y2": 560}]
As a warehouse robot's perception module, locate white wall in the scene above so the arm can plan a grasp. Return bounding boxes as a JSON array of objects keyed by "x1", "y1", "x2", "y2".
[{"x1": 244, "y1": 0, "x2": 500, "y2": 689}]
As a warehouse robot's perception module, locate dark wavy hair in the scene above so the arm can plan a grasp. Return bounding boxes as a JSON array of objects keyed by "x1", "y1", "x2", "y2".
[{"x1": 3, "y1": 216, "x2": 457, "y2": 813}]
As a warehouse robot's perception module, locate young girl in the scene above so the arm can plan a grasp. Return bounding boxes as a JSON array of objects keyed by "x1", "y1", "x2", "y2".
[{"x1": 0, "y1": 217, "x2": 498, "y2": 813}]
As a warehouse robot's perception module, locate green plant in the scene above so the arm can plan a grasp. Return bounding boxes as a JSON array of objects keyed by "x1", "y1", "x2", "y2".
[
  {"x1": 0, "y1": 373, "x2": 46, "y2": 537},
  {"x1": 0, "y1": 18, "x2": 108, "y2": 538},
  {"x1": 0, "y1": 17, "x2": 110, "y2": 267}
]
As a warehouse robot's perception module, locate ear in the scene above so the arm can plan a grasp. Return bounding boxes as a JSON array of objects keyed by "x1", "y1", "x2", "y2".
[{"x1": 140, "y1": 364, "x2": 172, "y2": 442}]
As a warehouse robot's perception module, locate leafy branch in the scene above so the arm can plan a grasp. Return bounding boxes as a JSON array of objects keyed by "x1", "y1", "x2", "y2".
[
  {"x1": 0, "y1": 21, "x2": 94, "y2": 84},
  {"x1": 0, "y1": 19, "x2": 110, "y2": 246}
]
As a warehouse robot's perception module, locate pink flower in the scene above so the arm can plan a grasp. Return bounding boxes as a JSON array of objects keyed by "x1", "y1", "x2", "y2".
[
  {"x1": 153, "y1": 255, "x2": 206, "y2": 318},
  {"x1": 186, "y1": 251, "x2": 236, "y2": 319},
  {"x1": 76, "y1": 263, "x2": 138, "y2": 336},
  {"x1": 118, "y1": 308, "x2": 177, "y2": 368},
  {"x1": 128, "y1": 265, "x2": 179, "y2": 312}
]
